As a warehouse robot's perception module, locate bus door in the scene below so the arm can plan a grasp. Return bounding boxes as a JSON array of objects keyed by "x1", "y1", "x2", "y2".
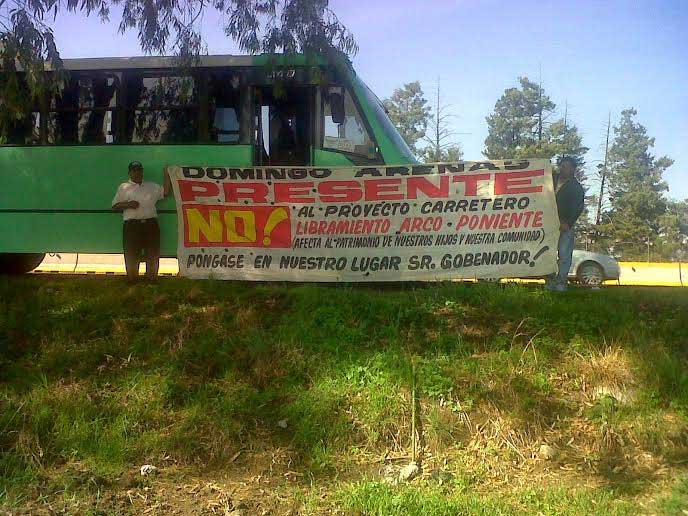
[{"x1": 253, "y1": 85, "x2": 312, "y2": 167}]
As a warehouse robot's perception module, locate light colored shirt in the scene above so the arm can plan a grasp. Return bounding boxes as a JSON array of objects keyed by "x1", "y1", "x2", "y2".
[{"x1": 112, "y1": 180, "x2": 164, "y2": 221}]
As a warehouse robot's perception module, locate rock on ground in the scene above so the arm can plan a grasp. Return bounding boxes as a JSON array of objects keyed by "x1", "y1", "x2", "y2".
[{"x1": 398, "y1": 462, "x2": 420, "y2": 482}]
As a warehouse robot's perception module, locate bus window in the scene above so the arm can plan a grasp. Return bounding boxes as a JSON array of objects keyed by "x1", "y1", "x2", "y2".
[
  {"x1": 3, "y1": 74, "x2": 41, "y2": 145},
  {"x1": 322, "y1": 87, "x2": 375, "y2": 158},
  {"x1": 127, "y1": 75, "x2": 198, "y2": 143},
  {"x1": 48, "y1": 78, "x2": 79, "y2": 143},
  {"x1": 6, "y1": 112, "x2": 40, "y2": 145},
  {"x1": 79, "y1": 75, "x2": 118, "y2": 144},
  {"x1": 208, "y1": 72, "x2": 242, "y2": 143},
  {"x1": 48, "y1": 74, "x2": 119, "y2": 144},
  {"x1": 254, "y1": 85, "x2": 310, "y2": 166}
]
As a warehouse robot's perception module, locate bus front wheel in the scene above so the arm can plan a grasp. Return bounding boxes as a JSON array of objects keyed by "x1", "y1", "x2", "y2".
[{"x1": 0, "y1": 253, "x2": 46, "y2": 275}]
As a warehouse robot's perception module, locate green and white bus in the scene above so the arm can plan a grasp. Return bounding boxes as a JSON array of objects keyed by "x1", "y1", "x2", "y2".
[{"x1": 0, "y1": 54, "x2": 416, "y2": 273}]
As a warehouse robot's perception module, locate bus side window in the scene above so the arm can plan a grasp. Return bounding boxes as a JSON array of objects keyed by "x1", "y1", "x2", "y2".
[
  {"x1": 47, "y1": 74, "x2": 118, "y2": 144},
  {"x1": 5, "y1": 113, "x2": 40, "y2": 145},
  {"x1": 3, "y1": 73, "x2": 41, "y2": 145},
  {"x1": 5, "y1": 107, "x2": 41, "y2": 145},
  {"x1": 208, "y1": 72, "x2": 242, "y2": 143},
  {"x1": 48, "y1": 78, "x2": 79, "y2": 143},
  {"x1": 127, "y1": 74, "x2": 198, "y2": 144},
  {"x1": 79, "y1": 75, "x2": 119, "y2": 144},
  {"x1": 322, "y1": 87, "x2": 375, "y2": 158}
]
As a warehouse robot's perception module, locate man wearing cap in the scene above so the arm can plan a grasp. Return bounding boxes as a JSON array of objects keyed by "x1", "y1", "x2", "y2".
[{"x1": 112, "y1": 161, "x2": 172, "y2": 281}]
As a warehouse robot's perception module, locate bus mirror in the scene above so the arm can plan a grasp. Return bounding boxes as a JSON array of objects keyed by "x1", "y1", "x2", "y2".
[{"x1": 329, "y1": 92, "x2": 345, "y2": 124}]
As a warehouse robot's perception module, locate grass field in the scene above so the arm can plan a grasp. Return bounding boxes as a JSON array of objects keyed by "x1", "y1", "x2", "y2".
[{"x1": 1, "y1": 277, "x2": 687, "y2": 515}]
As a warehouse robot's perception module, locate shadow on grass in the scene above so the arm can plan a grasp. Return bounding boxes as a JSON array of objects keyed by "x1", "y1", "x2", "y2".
[{"x1": 1, "y1": 276, "x2": 687, "y2": 497}]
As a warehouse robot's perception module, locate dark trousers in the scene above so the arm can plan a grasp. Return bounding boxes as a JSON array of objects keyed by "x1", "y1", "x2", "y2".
[{"x1": 123, "y1": 218, "x2": 160, "y2": 281}]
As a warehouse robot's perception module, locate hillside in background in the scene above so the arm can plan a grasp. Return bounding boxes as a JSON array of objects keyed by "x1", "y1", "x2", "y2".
[{"x1": 1, "y1": 278, "x2": 687, "y2": 514}]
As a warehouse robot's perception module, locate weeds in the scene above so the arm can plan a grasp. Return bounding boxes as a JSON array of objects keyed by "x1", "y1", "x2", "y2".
[{"x1": 0, "y1": 277, "x2": 687, "y2": 513}]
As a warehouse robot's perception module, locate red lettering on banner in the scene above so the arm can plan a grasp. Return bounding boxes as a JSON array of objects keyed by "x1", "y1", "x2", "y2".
[
  {"x1": 406, "y1": 176, "x2": 449, "y2": 199},
  {"x1": 274, "y1": 182, "x2": 314, "y2": 203},
  {"x1": 179, "y1": 180, "x2": 220, "y2": 202},
  {"x1": 399, "y1": 216, "x2": 443, "y2": 233},
  {"x1": 178, "y1": 169, "x2": 547, "y2": 204},
  {"x1": 456, "y1": 210, "x2": 544, "y2": 231},
  {"x1": 533, "y1": 211, "x2": 543, "y2": 227},
  {"x1": 452, "y1": 173, "x2": 491, "y2": 196},
  {"x1": 223, "y1": 182, "x2": 269, "y2": 203},
  {"x1": 319, "y1": 181, "x2": 363, "y2": 202},
  {"x1": 494, "y1": 170, "x2": 544, "y2": 194},
  {"x1": 364, "y1": 179, "x2": 404, "y2": 201}
]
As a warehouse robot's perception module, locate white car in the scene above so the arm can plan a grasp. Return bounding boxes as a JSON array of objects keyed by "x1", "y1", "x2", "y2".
[
  {"x1": 569, "y1": 250, "x2": 620, "y2": 287},
  {"x1": 482, "y1": 250, "x2": 620, "y2": 286}
]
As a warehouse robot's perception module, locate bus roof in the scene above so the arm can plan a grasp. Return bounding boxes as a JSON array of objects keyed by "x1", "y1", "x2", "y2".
[{"x1": 50, "y1": 53, "x2": 326, "y2": 72}]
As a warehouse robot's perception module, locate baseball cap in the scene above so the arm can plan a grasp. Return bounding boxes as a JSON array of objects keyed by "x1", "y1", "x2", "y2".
[{"x1": 128, "y1": 161, "x2": 143, "y2": 171}]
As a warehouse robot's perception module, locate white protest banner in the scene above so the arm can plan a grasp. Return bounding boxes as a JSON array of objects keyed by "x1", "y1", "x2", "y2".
[{"x1": 168, "y1": 159, "x2": 559, "y2": 281}]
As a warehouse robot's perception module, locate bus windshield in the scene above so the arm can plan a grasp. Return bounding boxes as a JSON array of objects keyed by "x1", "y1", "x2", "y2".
[{"x1": 355, "y1": 76, "x2": 417, "y2": 163}]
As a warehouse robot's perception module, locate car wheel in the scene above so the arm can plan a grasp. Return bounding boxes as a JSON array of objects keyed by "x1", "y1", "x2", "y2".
[{"x1": 577, "y1": 261, "x2": 604, "y2": 287}]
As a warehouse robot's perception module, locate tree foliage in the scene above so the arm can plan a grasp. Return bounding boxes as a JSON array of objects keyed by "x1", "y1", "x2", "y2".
[
  {"x1": 1, "y1": 0, "x2": 357, "y2": 57},
  {"x1": 484, "y1": 76, "x2": 588, "y2": 181},
  {"x1": 484, "y1": 77, "x2": 554, "y2": 159},
  {"x1": 655, "y1": 199, "x2": 688, "y2": 260},
  {"x1": 382, "y1": 81, "x2": 430, "y2": 155},
  {"x1": 383, "y1": 79, "x2": 462, "y2": 161},
  {"x1": 421, "y1": 144, "x2": 462, "y2": 163},
  {"x1": 0, "y1": 7, "x2": 63, "y2": 136},
  {"x1": 599, "y1": 108, "x2": 674, "y2": 257}
]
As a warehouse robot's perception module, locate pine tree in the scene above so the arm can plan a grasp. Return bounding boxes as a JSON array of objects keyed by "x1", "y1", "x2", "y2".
[
  {"x1": 656, "y1": 200, "x2": 688, "y2": 260},
  {"x1": 603, "y1": 108, "x2": 673, "y2": 257},
  {"x1": 483, "y1": 77, "x2": 555, "y2": 159},
  {"x1": 384, "y1": 79, "x2": 463, "y2": 161},
  {"x1": 485, "y1": 78, "x2": 588, "y2": 181},
  {"x1": 421, "y1": 144, "x2": 462, "y2": 163},
  {"x1": 382, "y1": 82, "x2": 431, "y2": 155}
]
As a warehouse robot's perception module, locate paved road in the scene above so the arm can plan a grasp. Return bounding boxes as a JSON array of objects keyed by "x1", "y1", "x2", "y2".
[{"x1": 33, "y1": 253, "x2": 686, "y2": 287}]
